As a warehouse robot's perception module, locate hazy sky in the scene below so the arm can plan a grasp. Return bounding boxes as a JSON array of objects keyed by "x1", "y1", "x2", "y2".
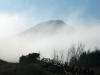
[
  {"x1": 0, "y1": 0, "x2": 100, "y2": 37},
  {"x1": 0, "y1": 0, "x2": 100, "y2": 62}
]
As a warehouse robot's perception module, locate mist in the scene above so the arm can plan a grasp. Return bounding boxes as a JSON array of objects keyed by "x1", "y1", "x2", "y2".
[
  {"x1": 0, "y1": 13, "x2": 100, "y2": 62},
  {"x1": 0, "y1": 8, "x2": 99, "y2": 62}
]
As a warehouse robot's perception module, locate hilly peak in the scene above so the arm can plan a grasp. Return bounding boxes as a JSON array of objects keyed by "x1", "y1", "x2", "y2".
[
  {"x1": 21, "y1": 20, "x2": 67, "y2": 36},
  {"x1": 43, "y1": 20, "x2": 65, "y2": 25},
  {"x1": 35, "y1": 20, "x2": 66, "y2": 28}
]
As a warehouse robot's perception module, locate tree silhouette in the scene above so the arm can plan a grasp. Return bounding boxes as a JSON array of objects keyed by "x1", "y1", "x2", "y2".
[
  {"x1": 68, "y1": 43, "x2": 85, "y2": 66},
  {"x1": 77, "y1": 49, "x2": 100, "y2": 67},
  {"x1": 19, "y1": 53, "x2": 40, "y2": 64}
]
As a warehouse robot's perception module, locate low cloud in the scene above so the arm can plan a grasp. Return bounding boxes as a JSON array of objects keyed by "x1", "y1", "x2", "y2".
[{"x1": 0, "y1": 10, "x2": 100, "y2": 62}]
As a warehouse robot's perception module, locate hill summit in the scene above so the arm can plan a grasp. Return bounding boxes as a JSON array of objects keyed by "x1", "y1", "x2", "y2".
[{"x1": 22, "y1": 20, "x2": 66, "y2": 36}]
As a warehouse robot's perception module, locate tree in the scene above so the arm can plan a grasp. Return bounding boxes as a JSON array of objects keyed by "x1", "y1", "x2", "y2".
[
  {"x1": 68, "y1": 43, "x2": 85, "y2": 66},
  {"x1": 77, "y1": 49, "x2": 100, "y2": 67},
  {"x1": 19, "y1": 53, "x2": 40, "y2": 64}
]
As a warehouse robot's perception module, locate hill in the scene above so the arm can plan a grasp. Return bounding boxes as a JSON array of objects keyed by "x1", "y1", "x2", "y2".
[
  {"x1": 21, "y1": 20, "x2": 66, "y2": 36},
  {"x1": 0, "y1": 59, "x2": 64, "y2": 75}
]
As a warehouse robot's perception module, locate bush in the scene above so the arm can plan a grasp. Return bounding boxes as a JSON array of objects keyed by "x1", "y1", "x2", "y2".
[{"x1": 19, "y1": 53, "x2": 40, "y2": 64}]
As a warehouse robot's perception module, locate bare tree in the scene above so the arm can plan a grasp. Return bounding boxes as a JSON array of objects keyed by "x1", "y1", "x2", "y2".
[
  {"x1": 52, "y1": 49, "x2": 59, "y2": 64},
  {"x1": 67, "y1": 43, "x2": 85, "y2": 66},
  {"x1": 59, "y1": 50, "x2": 65, "y2": 64},
  {"x1": 52, "y1": 49, "x2": 66, "y2": 65}
]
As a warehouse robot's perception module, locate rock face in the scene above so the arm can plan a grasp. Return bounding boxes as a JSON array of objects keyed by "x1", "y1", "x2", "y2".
[{"x1": 21, "y1": 20, "x2": 66, "y2": 36}]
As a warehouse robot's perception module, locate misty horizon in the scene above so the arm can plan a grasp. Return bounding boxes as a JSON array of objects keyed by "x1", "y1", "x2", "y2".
[
  {"x1": 0, "y1": 19, "x2": 100, "y2": 62},
  {"x1": 0, "y1": 0, "x2": 100, "y2": 63}
]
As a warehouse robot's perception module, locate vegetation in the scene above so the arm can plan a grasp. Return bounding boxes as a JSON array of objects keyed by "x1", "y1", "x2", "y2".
[
  {"x1": 19, "y1": 53, "x2": 40, "y2": 64},
  {"x1": 0, "y1": 44, "x2": 100, "y2": 75},
  {"x1": 77, "y1": 49, "x2": 100, "y2": 67}
]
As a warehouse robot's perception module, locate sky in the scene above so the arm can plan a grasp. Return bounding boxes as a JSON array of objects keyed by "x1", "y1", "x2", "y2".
[
  {"x1": 0, "y1": 0, "x2": 100, "y2": 62},
  {"x1": 0, "y1": 0, "x2": 100, "y2": 37}
]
